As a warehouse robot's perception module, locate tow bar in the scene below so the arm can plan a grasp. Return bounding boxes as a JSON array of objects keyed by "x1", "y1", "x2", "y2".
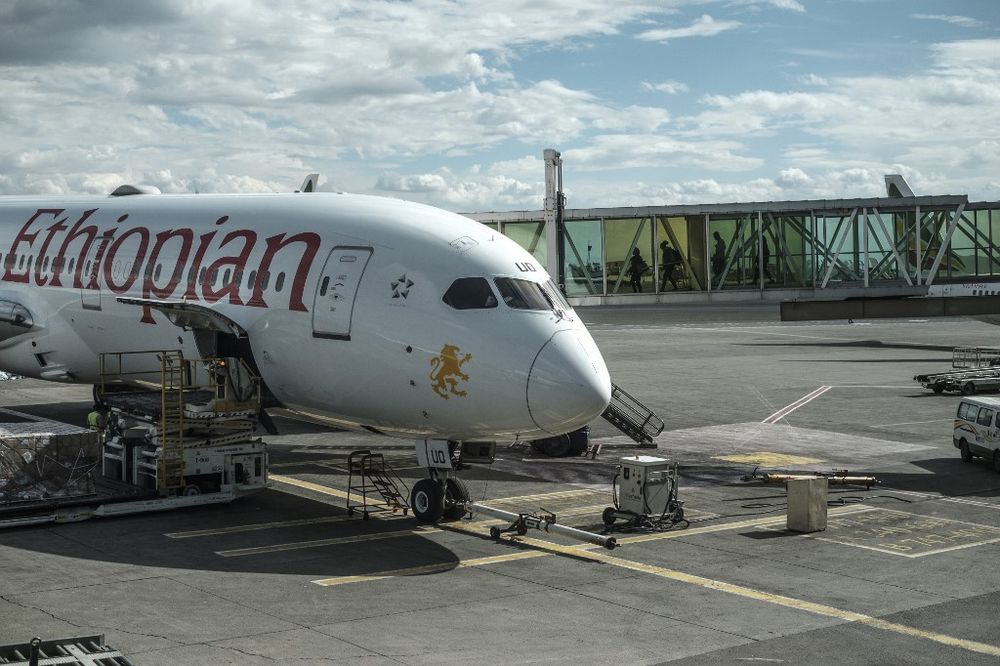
[{"x1": 465, "y1": 501, "x2": 617, "y2": 550}]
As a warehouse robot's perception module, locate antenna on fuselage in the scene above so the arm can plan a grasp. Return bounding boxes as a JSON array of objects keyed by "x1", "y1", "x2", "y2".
[{"x1": 296, "y1": 173, "x2": 320, "y2": 193}]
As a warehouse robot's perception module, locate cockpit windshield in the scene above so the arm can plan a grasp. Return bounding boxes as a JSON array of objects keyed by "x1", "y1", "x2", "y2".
[
  {"x1": 494, "y1": 277, "x2": 549, "y2": 310},
  {"x1": 494, "y1": 277, "x2": 574, "y2": 319}
]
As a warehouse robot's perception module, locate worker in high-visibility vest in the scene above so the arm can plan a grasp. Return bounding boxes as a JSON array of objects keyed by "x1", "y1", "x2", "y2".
[{"x1": 86, "y1": 405, "x2": 106, "y2": 430}]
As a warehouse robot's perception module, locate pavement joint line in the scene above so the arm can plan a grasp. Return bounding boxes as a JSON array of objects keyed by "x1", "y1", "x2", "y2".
[
  {"x1": 606, "y1": 505, "x2": 876, "y2": 546},
  {"x1": 215, "y1": 527, "x2": 434, "y2": 557},
  {"x1": 312, "y1": 551, "x2": 548, "y2": 586},
  {"x1": 164, "y1": 514, "x2": 407, "y2": 539}
]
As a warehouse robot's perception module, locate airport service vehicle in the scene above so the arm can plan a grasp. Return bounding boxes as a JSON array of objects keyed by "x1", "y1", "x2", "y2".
[
  {"x1": 953, "y1": 396, "x2": 1000, "y2": 472},
  {"x1": 0, "y1": 178, "x2": 615, "y2": 522}
]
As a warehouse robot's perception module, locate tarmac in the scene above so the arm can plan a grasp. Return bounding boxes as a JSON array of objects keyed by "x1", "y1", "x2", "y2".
[{"x1": 3, "y1": 302, "x2": 1000, "y2": 664}]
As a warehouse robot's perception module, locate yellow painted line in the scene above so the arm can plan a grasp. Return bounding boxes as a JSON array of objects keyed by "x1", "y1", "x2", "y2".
[
  {"x1": 216, "y1": 527, "x2": 432, "y2": 557},
  {"x1": 503, "y1": 533, "x2": 1000, "y2": 659},
  {"x1": 269, "y1": 476, "x2": 1000, "y2": 656},
  {"x1": 487, "y1": 488, "x2": 598, "y2": 504},
  {"x1": 271, "y1": 474, "x2": 596, "y2": 514},
  {"x1": 713, "y1": 452, "x2": 823, "y2": 466},
  {"x1": 615, "y1": 506, "x2": 876, "y2": 546},
  {"x1": 269, "y1": 458, "x2": 345, "y2": 469},
  {"x1": 271, "y1": 474, "x2": 388, "y2": 507},
  {"x1": 313, "y1": 551, "x2": 547, "y2": 586},
  {"x1": 165, "y1": 515, "x2": 362, "y2": 538}
]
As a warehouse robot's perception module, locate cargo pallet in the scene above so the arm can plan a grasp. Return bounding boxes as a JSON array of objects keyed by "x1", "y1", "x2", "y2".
[
  {"x1": 915, "y1": 346, "x2": 1000, "y2": 395},
  {"x1": 0, "y1": 350, "x2": 269, "y2": 529}
]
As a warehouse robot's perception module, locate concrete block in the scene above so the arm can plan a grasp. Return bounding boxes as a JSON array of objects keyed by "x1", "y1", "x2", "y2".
[{"x1": 786, "y1": 477, "x2": 828, "y2": 532}]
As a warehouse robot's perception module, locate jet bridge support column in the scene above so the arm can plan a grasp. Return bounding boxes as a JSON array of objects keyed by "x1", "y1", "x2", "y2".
[{"x1": 544, "y1": 148, "x2": 564, "y2": 290}]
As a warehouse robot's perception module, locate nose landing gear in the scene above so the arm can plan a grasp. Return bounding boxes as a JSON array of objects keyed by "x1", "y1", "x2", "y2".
[
  {"x1": 409, "y1": 476, "x2": 471, "y2": 523},
  {"x1": 411, "y1": 439, "x2": 480, "y2": 524}
]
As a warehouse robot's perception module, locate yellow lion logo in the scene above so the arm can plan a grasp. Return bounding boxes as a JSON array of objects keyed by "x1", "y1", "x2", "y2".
[{"x1": 430, "y1": 344, "x2": 471, "y2": 399}]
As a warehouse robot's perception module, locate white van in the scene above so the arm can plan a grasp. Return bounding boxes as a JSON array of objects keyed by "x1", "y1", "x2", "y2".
[{"x1": 954, "y1": 396, "x2": 1000, "y2": 471}]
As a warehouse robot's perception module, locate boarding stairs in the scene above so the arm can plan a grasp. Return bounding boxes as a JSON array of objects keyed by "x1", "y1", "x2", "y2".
[
  {"x1": 601, "y1": 383, "x2": 664, "y2": 447},
  {"x1": 154, "y1": 351, "x2": 186, "y2": 494},
  {"x1": 346, "y1": 450, "x2": 409, "y2": 519}
]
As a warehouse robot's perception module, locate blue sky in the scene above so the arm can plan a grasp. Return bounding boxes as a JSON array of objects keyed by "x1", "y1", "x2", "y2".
[{"x1": 0, "y1": 1, "x2": 997, "y2": 211}]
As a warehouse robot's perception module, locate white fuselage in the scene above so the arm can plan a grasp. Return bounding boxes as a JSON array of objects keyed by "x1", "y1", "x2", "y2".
[{"x1": 0, "y1": 192, "x2": 611, "y2": 441}]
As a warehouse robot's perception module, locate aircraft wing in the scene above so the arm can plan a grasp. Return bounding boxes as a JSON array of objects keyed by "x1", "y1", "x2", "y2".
[{"x1": 116, "y1": 297, "x2": 247, "y2": 337}]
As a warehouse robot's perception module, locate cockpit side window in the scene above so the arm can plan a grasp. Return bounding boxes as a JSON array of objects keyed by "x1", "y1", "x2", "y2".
[
  {"x1": 542, "y1": 279, "x2": 572, "y2": 312},
  {"x1": 443, "y1": 277, "x2": 498, "y2": 310},
  {"x1": 494, "y1": 277, "x2": 550, "y2": 310}
]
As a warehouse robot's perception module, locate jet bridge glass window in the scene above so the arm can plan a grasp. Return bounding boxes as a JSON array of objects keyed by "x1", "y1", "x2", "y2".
[
  {"x1": 443, "y1": 277, "x2": 498, "y2": 310},
  {"x1": 495, "y1": 277, "x2": 551, "y2": 311}
]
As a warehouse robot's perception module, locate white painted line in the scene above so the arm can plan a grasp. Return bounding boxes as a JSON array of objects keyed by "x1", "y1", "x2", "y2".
[
  {"x1": 683, "y1": 326, "x2": 837, "y2": 341},
  {"x1": 762, "y1": 386, "x2": 832, "y2": 424},
  {"x1": 870, "y1": 419, "x2": 953, "y2": 428},
  {"x1": 883, "y1": 488, "x2": 1000, "y2": 511},
  {"x1": 166, "y1": 515, "x2": 357, "y2": 538},
  {"x1": 216, "y1": 527, "x2": 432, "y2": 557}
]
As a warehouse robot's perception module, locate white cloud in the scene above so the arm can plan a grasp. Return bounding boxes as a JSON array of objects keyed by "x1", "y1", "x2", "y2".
[
  {"x1": 641, "y1": 80, "x2": 690, "y2": 94},
  {"x1": 798, "y1": 74, "x2": 828, "y2": 86},
  {"x1": 563, "y1": 134, "x2": 762, "y2": 172},
  {"x1": 729, "y1": 0, "x2": 805, "y2": 11},
  {"x1": 376, "y1": 164, "x2": 544, "y2": 210},
  {"x1": 776, "y1": 167, "x2": 811, "y2": 189},
  {"x1": 635, "y1": 15, "x2": 741, "y2": 43},
  {"x1": 376, "y1": 171, "x2": 450, "y2": 193},
  {"x1": 0, "y1": 2, "x2": 998, "y2": 211},
  {"x1": 911, "y1": 14, "x2": 984, "y2": 29}
]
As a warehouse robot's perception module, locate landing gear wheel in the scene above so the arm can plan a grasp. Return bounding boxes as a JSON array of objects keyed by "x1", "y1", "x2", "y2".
[
  {"x1": 543, "y1": 435, "x2": 571, "y2": 457},
  {"x1": 602, "y1": 507, "x2": 617, "y2": 526},
  {"x1": 443, "y1": 478, "x2": 471, "y2": 521},
  {"x1": 993, "y1": 451, "x2": 1000, "y2": 474},
  {"x1": 962, "y1": 382, "x2": 976, "y2": 396},
  {"x1": 410, "y1": 479, "x2": 444, "y2": 523},
  {"x1": 671, "y1": 505, "x2": 685, "y2": 523},
  {"x1": 960, "y1": 439, "x2": 973, "y2": 462},
  {"x1": 932, "y1": 383, "x2": 944, "y2": 394},
  {"x1": 489, "y1": 526, "x2": 502, "y2": 540}
]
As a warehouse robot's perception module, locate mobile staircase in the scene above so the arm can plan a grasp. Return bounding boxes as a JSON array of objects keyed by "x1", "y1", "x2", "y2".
[
  {"x1": 346, "y1": 449, "x2": 409, "y2": 519},
  {"x1": 601, "y1": 383, "x2": 664, "y2": 447},
  {"x1": 915, "y1": 346, "x2": 1000, "y2": 395}
]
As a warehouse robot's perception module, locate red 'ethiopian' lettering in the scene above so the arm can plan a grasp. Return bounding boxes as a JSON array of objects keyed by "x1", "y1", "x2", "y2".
[
  {"x1": 3, "y1": 208, "x2": 324, "y2": 323},
  {"x1": 248, "y1": 232, "x2": 321, "y2": 311}
]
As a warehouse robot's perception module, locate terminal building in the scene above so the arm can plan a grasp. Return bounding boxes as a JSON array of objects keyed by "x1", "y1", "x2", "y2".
[{"x1": 467, "y1": 150, "x2": 1000, "y2": 305}]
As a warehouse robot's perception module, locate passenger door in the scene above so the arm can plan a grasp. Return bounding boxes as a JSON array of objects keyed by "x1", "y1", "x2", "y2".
[{"x1": 311, "y1": 246, "x2": 373, "y2": 341}]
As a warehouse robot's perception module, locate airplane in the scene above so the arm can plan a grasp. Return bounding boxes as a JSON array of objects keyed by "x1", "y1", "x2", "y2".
[{"x1": 0, "y1": 176, "x2": 613, "y2": 522}]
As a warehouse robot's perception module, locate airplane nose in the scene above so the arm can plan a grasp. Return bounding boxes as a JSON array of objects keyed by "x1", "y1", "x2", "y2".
[{"x1": 527, "y1": 329, "x2": 612, "y2": 435}]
